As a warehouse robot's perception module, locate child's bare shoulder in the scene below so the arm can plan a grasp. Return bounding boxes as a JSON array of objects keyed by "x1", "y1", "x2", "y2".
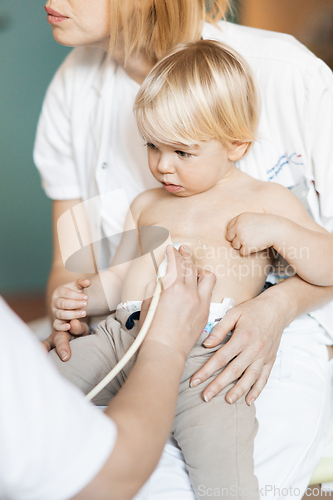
[
  {"x1": 130, "y1": 188, "x2": 165, "y2": 219},
  {"x1": 254, "y1": 180, "x2": 305, "y2": 217}
]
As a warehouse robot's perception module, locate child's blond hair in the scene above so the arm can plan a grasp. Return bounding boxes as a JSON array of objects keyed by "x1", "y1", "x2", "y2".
[
  {"x1": 109, "y1": 0, "x2": 231, "y2": 61},
  {"x1": 134, "y1": 39, "x2": 259, "y2": 151}
]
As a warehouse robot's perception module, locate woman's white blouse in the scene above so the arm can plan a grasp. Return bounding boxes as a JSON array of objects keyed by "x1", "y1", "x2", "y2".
[{"x1": 34, "y1": 21, "x2": 333, "y2": 341}]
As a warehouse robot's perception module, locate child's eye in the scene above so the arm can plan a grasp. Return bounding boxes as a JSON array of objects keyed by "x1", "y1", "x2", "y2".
[
  {"x1": 175, "y1": 150, "x2": 191, "y2": 158},
  {"x1": 146, "y1": 142, "x2": 158, "y2": 150}
]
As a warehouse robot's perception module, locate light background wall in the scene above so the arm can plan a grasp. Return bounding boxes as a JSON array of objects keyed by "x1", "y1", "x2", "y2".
[{"x1": 0, "y1": 1, "x2": 70, "y2": 293}]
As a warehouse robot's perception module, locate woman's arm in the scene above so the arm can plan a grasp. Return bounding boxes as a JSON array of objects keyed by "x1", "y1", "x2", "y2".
[
  {"x1": 226, "y1": 185, "x2": 333, "y2": 286},
  {"x1": 43, "y1": 199, "x2": 100, "y2": 358},
  {"x1": 45, "y1": 195, "x2": 146, "y2": 359},
  {"x1": 191, "y1": 275, "x2": 333, "y2": 406},
  {"x1": 270, "y1": 217, "x2": 333, "y2": 285},
  {"x1": 47, "y1": 199, "x2": 101, "y2": 315}
]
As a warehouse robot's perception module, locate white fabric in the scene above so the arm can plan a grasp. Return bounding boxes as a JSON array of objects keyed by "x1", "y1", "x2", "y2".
[
  {"x1": 33, "y1": 20, "x2": 333, "y2": 499},
  {"x1": 0, "y1": 297, "x2": 117, "y2": 500}
]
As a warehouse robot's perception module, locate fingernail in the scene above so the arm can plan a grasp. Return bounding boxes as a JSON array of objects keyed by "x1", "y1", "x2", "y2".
[
  {"x1": 249, "y1": 398, "x2": 255, "y2": 406},
  {"x1": 60, "y1": 351, "x2": 69, "y2": 361},
  {"x1": 190, "y1": 378, "x2": 201, "y2": 388},
  {"x1": 182, "y1": 245, "x2": 190, "y2": 252},
  {"x1": 80, "y1": 301, "x2": 87, "y2": 307},
  {"x1": 203, "y1": 336, "x2": 215, "y2": 347},
  {"x1": 82, "y1": 295, "x2": 88, "y2": 300},
  {"x1": 204, "y1": 392, "x2": 214, "y2": 403},
  {"x1": 79, "y1": 311, "x2": 86, "y2": 317},
  {"x1": 227, "y1": 396, "x2": 235, "y2": 404}
]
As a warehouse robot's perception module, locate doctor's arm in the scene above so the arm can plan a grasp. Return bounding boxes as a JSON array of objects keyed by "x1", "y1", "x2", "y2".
[
  {"x1": 1, "y1": 247, "x2": 215, "y2": 500},
  {"x1": 72, "y1": 247, "x2": 216, "y2": 500}
]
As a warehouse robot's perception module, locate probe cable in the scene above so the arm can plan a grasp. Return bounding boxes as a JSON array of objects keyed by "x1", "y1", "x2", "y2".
[{"x1": 86, "y1": 276, "x2": 163, "y2": 402}]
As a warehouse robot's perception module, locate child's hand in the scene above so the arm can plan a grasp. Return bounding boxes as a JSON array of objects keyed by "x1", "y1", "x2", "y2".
[
  {"x1": 51, "y1": 278, "x2": 91, "y2": 334},
  {"x1": 226, "y1": 212, "x2": 278, "y2": 256}
]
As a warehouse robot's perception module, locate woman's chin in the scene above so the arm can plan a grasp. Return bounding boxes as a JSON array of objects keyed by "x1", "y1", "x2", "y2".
[
  {"x1": 51, "y1": 29, "x2": 78, "y2": 47},
  {"x1": 51, "y1": 30, "x2": 108, "y2": 50}
]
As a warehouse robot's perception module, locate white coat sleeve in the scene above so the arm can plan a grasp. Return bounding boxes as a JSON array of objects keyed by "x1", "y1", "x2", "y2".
[
  {"x1": 0, "y1": 297, "x2": 117, "y2": 500},
  {"x1": 305, "y1": 59, "x2": 333, "y2": 233},
  {"x1": 33, "y1": 50, "x2": 82, "y2": 200},
  {"x1": 304, "y1": 59, "x2": 333, "y2": 342}
]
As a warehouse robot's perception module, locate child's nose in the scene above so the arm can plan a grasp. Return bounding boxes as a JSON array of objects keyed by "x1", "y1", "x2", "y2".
[{"x1": 157, "y1": 155, "x2": 175, "y2": 174}]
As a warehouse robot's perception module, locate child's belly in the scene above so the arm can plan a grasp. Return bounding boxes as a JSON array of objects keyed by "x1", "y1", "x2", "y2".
[{"x1": 121, "y1": 232, "x2": 272, "y2": 305}]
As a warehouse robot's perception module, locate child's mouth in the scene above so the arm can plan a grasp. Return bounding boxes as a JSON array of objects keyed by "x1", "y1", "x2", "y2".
[{"x1": 162, "y1": 183, "x2": 182, "y2": 193}]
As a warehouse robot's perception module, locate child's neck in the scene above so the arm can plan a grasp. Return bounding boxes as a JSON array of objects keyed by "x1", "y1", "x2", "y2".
[{"x1": 214, "y1": 164, "x2": 242, "y2": 189}]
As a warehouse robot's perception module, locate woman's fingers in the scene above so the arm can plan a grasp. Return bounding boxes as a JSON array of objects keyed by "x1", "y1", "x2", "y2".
[
  {"x1": 224, "y1": 359, "x2": 264, "y2": 404},
  {"x1": 190, "y1": 310, "x2": 265, "y2": 397},
  {"x1": 200, "y1": 352, "x2": 263, "y2": 403},
  {"x1": 203, "y1": 308, "x2": 240, "y2": 348},
  {"x1": 190, "y1": 291, "x2": 284, "y2": 403},
  {"x1": 146, "y1": 246, "x2": 214, "y2": 359},
  {"x1": 161, "y1": 245, "x2": 178, "y2": 291},
  {"x1": 43, "y1": 321, "x2": 89, "y2": 361},
  {"x1": 41, "y1": 335, "x2": 55, "y2": 353},
  {"x1": 68, "y1": 319, "x2": 90, "y2": 336},
  {"x1": 52, "y1": 330, "x2": 73, "y2": 361},
  {"x1": 190, "y1": 337, "x2": 244, "y2": 391},
  {"x1": 179, "y1": 245, "x2": 197, "y2": 285},
  {"x1": 42, "y1": 330, "x2": 72, "y2": 361},
  {"x1": 244, "y1": 364, "x2": 272, "y2": 405},
  {"x1": 196, "y1": 268, "x2": 216, "y2": 308}
]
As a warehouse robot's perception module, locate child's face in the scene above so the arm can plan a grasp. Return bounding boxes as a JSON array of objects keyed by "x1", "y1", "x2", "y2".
[{"x1": 146, "y1": 139, "x2": 236, "y2": 197}]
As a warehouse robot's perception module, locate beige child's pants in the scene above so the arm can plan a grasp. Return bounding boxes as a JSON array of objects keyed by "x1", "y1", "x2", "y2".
[{"x1": 50, "y1": 305, "x2": 259, "y2": 500}]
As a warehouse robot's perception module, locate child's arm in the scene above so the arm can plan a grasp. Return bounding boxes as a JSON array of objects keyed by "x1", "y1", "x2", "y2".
[
  {"x1": 51, "y1": 192, "x2": 150, "y2": 335},
  {"x1": 50, "y1": 271, "x2": 124, "y2": 336},
  {"x1": 226, "y1": 183, "x2": 333, "y2": 286}
]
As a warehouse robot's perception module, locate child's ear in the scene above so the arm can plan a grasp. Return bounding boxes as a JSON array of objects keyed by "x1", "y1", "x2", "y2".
[{"x1": 227, "y1": 141, "x2": 250, "y2": 161}]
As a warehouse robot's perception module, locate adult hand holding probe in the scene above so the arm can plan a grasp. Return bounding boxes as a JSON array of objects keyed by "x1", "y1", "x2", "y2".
[
  {"x1": 81, "y1": 245, "x2": 216, "y2": 500},
  {"x1": 0, "y1": 245, "x2": 216, "y2": 500}
]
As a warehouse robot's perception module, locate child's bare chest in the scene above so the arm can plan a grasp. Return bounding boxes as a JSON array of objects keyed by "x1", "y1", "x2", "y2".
[
  {"x1": 138, "y1": 189, "x2": 264, "y2": 251},
  {"x1": 123, "y1": 187, "x2": 271, "y2": 303}
]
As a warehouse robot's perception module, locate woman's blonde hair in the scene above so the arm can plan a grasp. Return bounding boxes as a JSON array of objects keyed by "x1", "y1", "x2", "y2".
[
  {"x1": 134, "y1": 40, "x2": 259, "y2": 151},
  {"x1": 109, "y1": 0, "x2": 231, "y2": 61}
]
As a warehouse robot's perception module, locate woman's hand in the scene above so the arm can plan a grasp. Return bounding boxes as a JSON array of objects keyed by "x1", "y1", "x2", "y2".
[
  {"x1": 42, "y1": 278, "x2": 91, "y2": 360},
  {"x1": 140, "y1": 245, "x2": 216, "y2": 361},
  {"x1": 190, "y1": 286, "x2": 290, "y2": 405}
]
